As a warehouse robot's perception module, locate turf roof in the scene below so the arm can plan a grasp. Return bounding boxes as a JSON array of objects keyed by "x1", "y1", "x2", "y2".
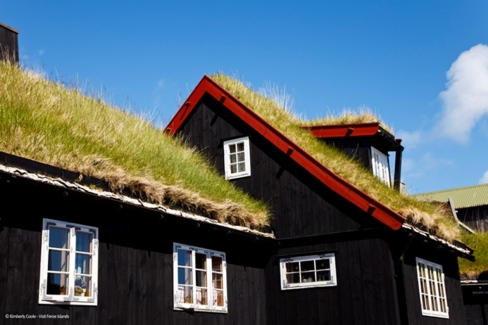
[
  {"x1": 0, "y1": 61, "x2": 269, "y2": 230},
  {"x1": 210, "y1": 73, "x2": 460, "y2": 242}
]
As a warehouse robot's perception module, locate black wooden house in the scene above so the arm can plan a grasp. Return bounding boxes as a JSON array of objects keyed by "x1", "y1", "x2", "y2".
[
  {"x1": 165, "y1": 76, "x2": 474, "y2": 324},
  {"x1": 0, "y1": 31, "x2": 474, "y2": 322}
]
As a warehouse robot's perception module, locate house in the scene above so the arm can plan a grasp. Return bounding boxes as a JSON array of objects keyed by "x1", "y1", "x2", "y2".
[
  {"x1": 166, "y1": 75, "x2": 473, "y2": 324},
  {"x1": 1, "y1": 54, "x2": 280, "y2": 324},
  {"x1": 417, "y1": 184, "x2": 488, "y2": 232},
  {"x1": 0, "y1": 28, "x2": 475, "y2": 323},
  {"x1": 417, "y1": 184, "x2": 488, "y2": 325}
]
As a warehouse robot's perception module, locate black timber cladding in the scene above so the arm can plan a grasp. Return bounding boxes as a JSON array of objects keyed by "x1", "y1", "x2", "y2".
[
  {"x1": 0, "y1": 158, "x2": 273, "y2": 325},
  {"x1": 392, "y1": 236, "x2": 467, "y2": 325},
  {"x1": 177, "y1": 93, "x2": 384, "y2": 239},
  {"x1": 175, "y1": 93, "x2": 469, "y2": 324},
  {"x1": 0, "y1": 23, "x2": 19, "y2": 63}
]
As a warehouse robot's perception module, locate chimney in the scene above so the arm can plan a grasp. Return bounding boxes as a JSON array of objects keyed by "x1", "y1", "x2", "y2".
[{"x1": 0, "y1": 22, "x2": 19, "y2": 63}]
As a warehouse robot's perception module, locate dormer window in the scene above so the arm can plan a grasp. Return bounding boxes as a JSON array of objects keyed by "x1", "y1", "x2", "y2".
[
  {"x1": 223, "y1": 137, "x2": 251, "y2": 180},
  {"x1": 371, "y1": 147, "x2": 391, "y2": 187}
]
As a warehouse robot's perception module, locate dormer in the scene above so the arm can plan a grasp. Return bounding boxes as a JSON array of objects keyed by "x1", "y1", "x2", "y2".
[{"x1": 302, "y1": 122, "x2": 404, "y2": 191}]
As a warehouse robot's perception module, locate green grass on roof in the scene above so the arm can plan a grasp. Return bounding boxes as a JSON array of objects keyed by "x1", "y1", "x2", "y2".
[
  {"x1": 211, "y1": 73, "x2": 459, "y2": 241},
  {"x1": 459, "y1": 232, "x2": 488, "y2": 277},
  {"x1": 0, "y1": 61, "x2": 269, "y2": 229},
  {"x1": 301, "y1": 108, "x2": 394, "y2": 135}
]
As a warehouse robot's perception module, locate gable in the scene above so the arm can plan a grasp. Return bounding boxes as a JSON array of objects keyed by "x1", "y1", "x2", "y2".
[{"x1": 166, "y1": 76, "x2": 405, "y2": 231}]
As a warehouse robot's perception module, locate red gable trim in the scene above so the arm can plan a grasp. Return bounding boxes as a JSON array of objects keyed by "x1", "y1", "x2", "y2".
[
  {"x1": 302, "y1": 123, "x2": 380, "y2": 138},
  {"x1": 165, "y1": 76, "x2": 405, "y2": 230}
]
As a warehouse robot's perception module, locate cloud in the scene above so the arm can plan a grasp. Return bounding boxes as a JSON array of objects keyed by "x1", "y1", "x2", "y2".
[
  {"x1": 479, "y1": 171, "x2": 488, "y2": 184},
  {"x1": 435, "y1": 44, "x2": 488, "y2": 143}
]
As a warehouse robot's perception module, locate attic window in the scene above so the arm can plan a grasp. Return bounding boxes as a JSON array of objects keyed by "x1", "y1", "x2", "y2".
[
  {"x1": 173, "y1": 243, "x2": 228, "y2": 313},
  {"x1": 223, "y1": 137, "x2": 251, "y2": 180},
  {"x1": 280, "y1": 254, "x2": 337, "y2": 290},
  {"x1": 416, "y1": 258, "x2": 449, "y2": 318},
  {"x1": 39, "y1": 219, "x2": 99, "y2": 306},
  {"x1": 371, "y1": 147, "x2": 391, "y2": 187}
]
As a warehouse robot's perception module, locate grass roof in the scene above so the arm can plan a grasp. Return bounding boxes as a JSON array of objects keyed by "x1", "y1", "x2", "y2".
[
  {"x1": 211, "y1": 74, "x2": 460, "y2": 242},
  {"x1": 301, "y1": 108, "x2": 394, "y2": 135},
  {"x1": 0, "y1": 61, "x2": 269, "y2": 229},
  {"x1": 459, "y1": 232, "x2": 488, "y2": 278}
]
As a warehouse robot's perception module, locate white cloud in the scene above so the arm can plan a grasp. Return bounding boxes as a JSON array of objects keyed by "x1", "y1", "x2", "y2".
[
  {"x1": 396, "y1": 130, "x2": 422, "y2": 149},
  {"x1": 479, "y1": 171, "x2": 488, "y2": 184},
  {"x1": 435, "y1": 44, "x2": 488, "y2": 143}
]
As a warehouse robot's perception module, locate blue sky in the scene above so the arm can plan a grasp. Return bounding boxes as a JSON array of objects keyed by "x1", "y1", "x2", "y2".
[{"x1": 3, "y1": 1, "x2": 488, "y2": 194}]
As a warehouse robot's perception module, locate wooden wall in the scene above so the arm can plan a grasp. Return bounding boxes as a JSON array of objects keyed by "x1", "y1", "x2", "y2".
[
  {"x1": 458, "y1": 206, "x2": 488, "y2": 232},
  {"x1": 265, "y1": 234, "x2": 402, "y2": 325},
  {"x1": 397, "y1": 238, "x2": 467, "y2": 325},
  {"x1": 0, "y1": 23, "x2": 19, "y2": 63},
  {"x1": 0, "y1": 169, "x2": 271, "y2": 325},
  {"x1": 178, "y1": 94, "x2": 382, "y2": 239},
  {"x1": 464, "y1": 304, "x2": 488, "y2": 325},
  {"x1": 319, "y1": 137, "x2": 375, "y2": 171}
]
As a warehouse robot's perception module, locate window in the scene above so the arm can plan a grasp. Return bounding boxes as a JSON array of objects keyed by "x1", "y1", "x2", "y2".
[
  {"x1": 38, "y1": 219, "x2": 99, "y2": 305},
  {"x1": 371, "y1": 147, "x2": 391, "y2": 187},
  {"x1": 223, "y1": 137, "x2": 251, "y2": 180},
  {"x1": 173, "y1": 243, "x2": 227, "y2": 313},
  {"x1": 416, "y1": 258, "x2": 449, "y2": 318},
  {"x1": 280, "y1": 254, "x2": 337, "y2": 290}
]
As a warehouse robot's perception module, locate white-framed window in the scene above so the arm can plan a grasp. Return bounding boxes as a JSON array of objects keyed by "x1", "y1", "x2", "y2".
[
  {"x1": 416, "y1": 257, "x2": 449, "y2": 318},
  {"x1": 39, "y1": 219, "x2": 99, "y2": 306},
  {"x1": 173, "y1": 243, "x2": 227, "y2": 313},
  {"x1": 371, "y1": 147, "x2": 391, "y2": 187},
  {"x1": 223, "y1": 137, "x2": 251, "y2": 180},
  {"x1": 280, "y1": 253, "x2": 337, "y2": 290}
]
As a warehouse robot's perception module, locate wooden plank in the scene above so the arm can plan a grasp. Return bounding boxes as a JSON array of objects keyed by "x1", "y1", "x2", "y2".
[
  {"x1": 4, "y1": 228, "x2": 24, "y2": 316},
  {"x1": 358, "y1": 238, "x2": 377, "y2": 324},
  {"x1": 0, "y1": 225, "x2": 10, "y2": 319}
]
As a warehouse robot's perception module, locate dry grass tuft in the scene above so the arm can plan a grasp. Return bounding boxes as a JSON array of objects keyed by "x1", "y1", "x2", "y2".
[
  {"x1": 0, "y1": 61, "x2": 269, "y2": 230},
  {"x1": 211, "y1": 73, "x2": 460, "y2": 242},
  {"x1": 302, "y1": 108, "x2": 394, "y2": 134}
]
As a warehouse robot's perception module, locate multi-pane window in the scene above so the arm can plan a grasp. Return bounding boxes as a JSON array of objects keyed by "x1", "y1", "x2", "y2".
[
  {"x1": 39, "y1": 219, "x2": 98, "y2": 305},
  {"x1": 416, "y1": 258, "x2": 449, "y2": 318},
  {"x1": 223, "y1": 137, "x2": 251, "y2": 180},
  {"x1": 371, "y1": 147, "x2": 391, "y2": 187},
  {"x1": 280, "y1": 254, "x2": 337, "y2": 290},
  {"x1": 173, "y1": 243, "x2": 227, "y2": 313}
]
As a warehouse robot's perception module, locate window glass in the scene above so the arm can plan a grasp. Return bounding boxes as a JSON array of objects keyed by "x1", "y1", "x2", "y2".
[
  {"x1": 280, "y1": 254, "x2": 337, "y2": 290},
  {"x1": 416, "y1": 257, "x2": 449, "y2": 318},
  {"x1": 223, "y1": 137, "x2": 251, "y2": 180},
  {"x1": 371, "y1": 147, "x2": 391, "y2": 187},
  {"x1": 39, "y1": 219, "x2": 98, "y2": 306},
  {"x1": 174, "y1": 243, "x2": 227, "y2": 312}
]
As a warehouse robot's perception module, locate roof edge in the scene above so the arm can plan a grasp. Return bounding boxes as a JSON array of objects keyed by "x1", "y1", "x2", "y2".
[
  {"x1": 0, "y1": 22, "x2": 19, "y2": 34},
  {"x1": 301, "y1": 123, "x2": 380, "y2": 138}
]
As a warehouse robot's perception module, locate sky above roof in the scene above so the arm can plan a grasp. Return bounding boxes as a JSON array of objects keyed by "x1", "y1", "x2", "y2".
[{"x1": 3, "y1": 1, "x2": 488, "y2": 194}]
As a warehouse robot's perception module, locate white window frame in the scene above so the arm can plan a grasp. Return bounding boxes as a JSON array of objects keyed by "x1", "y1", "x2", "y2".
[
  {"x1": 280, "y1": 253, "x2": 337, "y2": 290},
  {"x1": 38, "y1": 219, "x2": 99, "y2": 306},
  {"x1": 371, "y1": 147, "x2": 391, "y2": 187},
  {"x1": 223, "y1": 137, "x2": 251, "y2": 180},
  {"x1": 173, "y1": 243, "x2": 228, "y2": 313},
  {"x1": 416, "y1": 257, "x2": 449, "y2": 318}
]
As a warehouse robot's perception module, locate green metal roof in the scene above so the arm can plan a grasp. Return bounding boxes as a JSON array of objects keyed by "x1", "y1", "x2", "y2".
[{"x1": 415, "y1": 183, "x2": 488, "y2": 209}]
